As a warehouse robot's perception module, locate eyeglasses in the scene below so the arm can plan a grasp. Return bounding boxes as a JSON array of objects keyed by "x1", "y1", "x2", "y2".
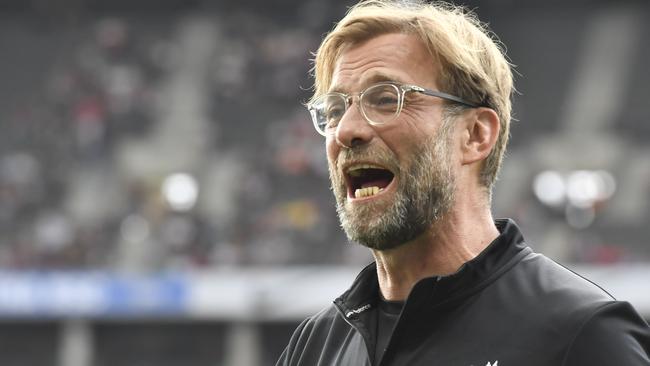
[{"x1": 307, "y1": 82, "x2": 482, "y2": 136}]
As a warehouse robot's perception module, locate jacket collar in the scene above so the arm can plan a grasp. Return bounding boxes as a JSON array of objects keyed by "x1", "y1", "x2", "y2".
[{"x1": 334, "y1": 218, "x2": 531, "y2": 316}]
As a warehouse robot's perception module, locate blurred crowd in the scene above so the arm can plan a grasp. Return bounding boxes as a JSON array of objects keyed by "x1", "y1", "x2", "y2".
[
  {"x1": 0, "y1": 6, "x2": 370, "y2": 271},
  {"x1": 1, "y1": 2, "x2": 648, "y2": 271},
  {"x1": 1, "y1": 17, "x2": 167, "y2": 269}
]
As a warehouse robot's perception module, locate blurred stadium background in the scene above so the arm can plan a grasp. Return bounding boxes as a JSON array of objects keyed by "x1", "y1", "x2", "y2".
[{"x1": 0, "y1": 0, "x2": 648, "y2": 364}]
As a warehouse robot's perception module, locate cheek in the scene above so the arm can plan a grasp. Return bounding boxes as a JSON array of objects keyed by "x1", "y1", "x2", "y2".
[
  {"x1": 400, "y1": 108, "x2": 440, "y2": 134},
  {"x1": 325, "y1": 138, "x2": 339, "y2": 166},
  {"x1": 379, "y1": 127, "x2": 429, "y2": 160}
]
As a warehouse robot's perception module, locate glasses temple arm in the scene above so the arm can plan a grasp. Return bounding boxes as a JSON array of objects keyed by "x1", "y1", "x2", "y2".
[{"x1": 409, "y1": 85, "x2": 482, "y2": 108}]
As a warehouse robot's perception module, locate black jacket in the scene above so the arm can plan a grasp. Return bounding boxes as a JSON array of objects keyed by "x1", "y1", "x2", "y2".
[{"x1": 277, "y1": 219, "x2": 650, "y2": 365}]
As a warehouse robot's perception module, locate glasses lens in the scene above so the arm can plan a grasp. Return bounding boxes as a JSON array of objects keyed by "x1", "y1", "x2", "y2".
[
  {"x1": 361, "y1": 84, "x2": 400, "y2": 124},
  {"x1": 310, "y1": 94, "x2": 347, "y2": 134}
]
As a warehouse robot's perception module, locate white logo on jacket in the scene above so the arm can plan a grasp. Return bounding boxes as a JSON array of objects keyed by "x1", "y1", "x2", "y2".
[
  {"x1": 345, "y1": 304, "x2": 371, "y2": 318},
  {"x1": 486, "y1": 361, "x2": 498, "y2": 366}
]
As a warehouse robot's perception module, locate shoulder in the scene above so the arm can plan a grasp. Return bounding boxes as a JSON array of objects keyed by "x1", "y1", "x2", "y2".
[
  {"x1": 511, "y1": 251, "x2": 615, "y2": 308},
  {"x1": 293, "y1": 304, "x2": 343, "y2": 336},
  {"x1": 276, "y1": 304, "x2": 352, "y2": 366},
  {"x1": 489, "y1": 251, "x2": 617, "y2": 335},
  {"x1": 286, "y1": 304, "x2": 344, "y2": 343},
  {"x1": 561, "y1": 301, "x2": 650, "y2": 364},
  {"x1": 492, "y1": 251, "x2": 650, "y2": 362}
]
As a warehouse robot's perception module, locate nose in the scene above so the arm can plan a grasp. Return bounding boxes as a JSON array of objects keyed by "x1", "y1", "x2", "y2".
[{"x1": 334, "y1": 102, "x2": 375, "y2": 149}]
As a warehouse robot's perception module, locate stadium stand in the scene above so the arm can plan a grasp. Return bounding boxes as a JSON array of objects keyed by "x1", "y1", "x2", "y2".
[{"x1": 0, "y1": 0, "x2": 647, "y2": 365}]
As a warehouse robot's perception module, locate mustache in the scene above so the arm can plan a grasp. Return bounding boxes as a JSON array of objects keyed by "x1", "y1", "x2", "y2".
[{"x1": 334, "y1": 145, "x2": 400, "y2": 174}]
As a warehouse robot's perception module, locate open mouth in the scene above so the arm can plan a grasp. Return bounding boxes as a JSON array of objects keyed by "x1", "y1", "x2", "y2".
[{"x1": 345, "y1": 164, "x2": 395, "y2": 199}]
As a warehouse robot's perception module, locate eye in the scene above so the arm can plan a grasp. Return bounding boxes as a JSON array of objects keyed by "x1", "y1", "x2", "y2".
[
  {"x1": 376, "y1": 94, "x2": 398, "y2": 106},
  {"x1": 320, "y1": 96, "x2": 346, "y2": 128},
  {"x1": 325, "y1": 105, "x2": 344, "y2": 122},
  {"x1": 368, "y1": 91, "x2": 397, "y2": 106},
  {"x1": 364, "y1": 85, "x2": 399, "y2": 112}
]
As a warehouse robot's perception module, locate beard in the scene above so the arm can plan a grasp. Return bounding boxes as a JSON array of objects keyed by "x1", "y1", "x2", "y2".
[{"x1": 328, "y1": 122, "x2": 456, "y2": 251}]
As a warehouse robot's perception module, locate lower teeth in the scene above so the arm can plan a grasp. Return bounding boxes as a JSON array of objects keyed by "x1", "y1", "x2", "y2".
[{"x1": 354, "y1": 186, "x2": 383, "y2": 198}]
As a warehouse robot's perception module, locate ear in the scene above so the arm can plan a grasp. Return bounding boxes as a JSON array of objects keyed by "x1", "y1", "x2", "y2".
[{"x1": 460, "y1": 108, "x2": 500, "y2": 166}]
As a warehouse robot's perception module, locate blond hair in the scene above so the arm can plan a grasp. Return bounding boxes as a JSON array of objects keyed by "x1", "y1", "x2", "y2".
[{"x1": 311, "y1": 0, "x2": 513, "y2": 190}]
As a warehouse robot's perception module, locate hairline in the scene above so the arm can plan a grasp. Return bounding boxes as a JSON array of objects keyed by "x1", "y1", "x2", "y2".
[{"x1": 311, "y1": 1, "x2": 513, "y2": 191}]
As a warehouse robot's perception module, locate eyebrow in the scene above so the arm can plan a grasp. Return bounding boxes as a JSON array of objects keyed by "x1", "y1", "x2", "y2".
[{"x1": 329, "y1": 72, "x2": 405, "y2": 94}]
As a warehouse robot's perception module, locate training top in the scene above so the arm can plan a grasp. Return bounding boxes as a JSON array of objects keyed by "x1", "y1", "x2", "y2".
[{"x1": 276, "y1": 219, "x2": 650, "y2": 366}]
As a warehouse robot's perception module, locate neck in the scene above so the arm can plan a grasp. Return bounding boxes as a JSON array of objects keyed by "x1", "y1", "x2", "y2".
[{"x1": 372, "y1": 204, "x2": 499, "y2": 301}]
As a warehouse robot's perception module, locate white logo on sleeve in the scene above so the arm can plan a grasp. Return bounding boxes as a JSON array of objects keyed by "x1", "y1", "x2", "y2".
[{"x1": 485, "y1": 362, "x2": 498, "y2": 366}]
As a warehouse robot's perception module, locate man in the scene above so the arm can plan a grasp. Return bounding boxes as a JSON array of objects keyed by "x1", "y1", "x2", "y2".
[{"x1": 277, "y1": 1, "x2": 650, "y2": 365}]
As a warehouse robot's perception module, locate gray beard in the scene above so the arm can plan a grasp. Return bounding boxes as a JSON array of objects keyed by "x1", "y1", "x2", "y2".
[{"x1": 329, "y1": 126, "x2": 456, "y2": 251}]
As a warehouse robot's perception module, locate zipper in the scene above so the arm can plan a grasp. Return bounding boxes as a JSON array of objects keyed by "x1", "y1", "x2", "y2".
[{"x1": 378, "y1": 276, "x2": 442, "y2": 366}]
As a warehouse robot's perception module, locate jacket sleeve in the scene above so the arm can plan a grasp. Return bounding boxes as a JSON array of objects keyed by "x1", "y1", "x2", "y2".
[
  {"x1": 275, "y1": 317, "x2": 311, "y2": 366},
  {"x1": 562, "y1": 301, "x2": 650, "y2": 365}
]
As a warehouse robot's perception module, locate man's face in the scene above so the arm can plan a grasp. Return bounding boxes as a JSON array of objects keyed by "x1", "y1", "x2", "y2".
[{"x1": 326, "y1": 33, "x2": 457, "y2": 250}]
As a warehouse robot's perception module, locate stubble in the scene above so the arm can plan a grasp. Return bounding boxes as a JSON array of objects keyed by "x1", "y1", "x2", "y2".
[{"x1": 329, "y1": 121, "x2": 456, "y2": 250}]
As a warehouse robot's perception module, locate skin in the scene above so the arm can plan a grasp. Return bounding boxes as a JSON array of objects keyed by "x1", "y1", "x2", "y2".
[{"x1": 327, "y1": 33, "x2": 502, "y2": 301}]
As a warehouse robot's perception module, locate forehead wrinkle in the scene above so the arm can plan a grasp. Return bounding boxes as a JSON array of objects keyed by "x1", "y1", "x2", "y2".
[
  {"x1": 330, "y1": 58, "x2": 384, "y2": 93},
  {"x1": 330, "y1": 60, "x2": 409, "y2": 94},
  {"x1": 332, "y1": 72, "x2": 407, "y2": 95},
  {"x1": 329, "y1": 35, "x2": 434, "y2": 94}
]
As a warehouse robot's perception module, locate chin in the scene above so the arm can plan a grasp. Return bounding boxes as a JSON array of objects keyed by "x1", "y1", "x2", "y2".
[{"x1": 342, "y1": 217, "x2": 407, "y2": 251}]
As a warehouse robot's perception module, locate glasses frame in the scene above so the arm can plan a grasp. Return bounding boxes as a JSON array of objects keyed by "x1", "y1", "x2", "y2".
[{"x1": 307, "y1": 82, "x2": 482, "y2": 137}]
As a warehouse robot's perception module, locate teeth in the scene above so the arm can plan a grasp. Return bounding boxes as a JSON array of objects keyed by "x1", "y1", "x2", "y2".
[{"x1": 354, "y1": 186, "x2": 383, "y2": 198}]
